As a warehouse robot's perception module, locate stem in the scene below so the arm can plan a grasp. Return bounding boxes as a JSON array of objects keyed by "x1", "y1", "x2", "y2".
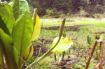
[
  {"x1": 38, "y1": 47, "x2": 41, "y2": 56},
  {"x1": 54, "y1": 54, "x2": 57, "y2": 61},
  {"x1": 61, "y1": 51, "x2": 65, "y2": 61},
  {"x1": 99, "y1": 42, "x2": 103, "y2": 69},
  {"x1": 85, "y1": 41, "x2": 98, "y2": 69}
]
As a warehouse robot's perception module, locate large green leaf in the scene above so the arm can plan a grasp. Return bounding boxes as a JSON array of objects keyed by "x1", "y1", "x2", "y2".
[
  {"x1": 0, "y1": 28, "x2": 17, "y2": 69},
  {"x1": 0, "y1": 3, "x2": 15, "y2": 34},
  {"x1": 23, "y1": 12, "x2": 41, "y2": 61},
  {"x1": 12, "y1": 12, "x2": 33, "y2": 67},
  {"x1": 13, "y1": 0, "x2": 29, "y2": 20}
]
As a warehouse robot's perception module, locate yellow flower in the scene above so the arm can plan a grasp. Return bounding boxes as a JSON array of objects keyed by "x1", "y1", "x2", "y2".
[{"x1": 51, "y1": 36, "x2": 73, "y2": 54}]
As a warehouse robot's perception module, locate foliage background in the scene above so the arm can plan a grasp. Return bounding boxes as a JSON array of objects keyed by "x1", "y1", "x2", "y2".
[{"x1": 27, "y1": 0, "x2": 105, "y2": 17}]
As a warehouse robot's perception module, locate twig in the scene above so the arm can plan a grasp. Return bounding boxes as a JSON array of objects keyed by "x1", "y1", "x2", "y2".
[
  {"x1": 99, "y1": 41, "x2": 103, "y2": 69},
  {"x1": 85, "y1": 41, "x2": 98, "y2": 69}
]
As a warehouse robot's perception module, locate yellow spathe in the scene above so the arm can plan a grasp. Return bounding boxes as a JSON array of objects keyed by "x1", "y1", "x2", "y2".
[
  {"x1": 51, "y1": 36, "x2": 73, "y2": 54},
  {"x1": 31, "y1": 14, "x2": 41, "y2": 41}
]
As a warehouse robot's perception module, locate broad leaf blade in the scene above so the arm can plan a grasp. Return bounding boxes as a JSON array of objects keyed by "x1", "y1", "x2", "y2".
[
  {"x1": 0, "y1": 3, "x2": 15, "y2": 34},
  {"x1": 13, "y1": 0, "x2": 29, "y2": 19},
  {"x1": 23, "y1": 12, "x2": 41, "y2": 61},
  {"x1": 12, "y1": 12, "x2": 33, "y2": 67}
]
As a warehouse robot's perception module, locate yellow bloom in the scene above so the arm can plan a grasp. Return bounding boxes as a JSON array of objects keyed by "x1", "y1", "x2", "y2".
[{"x1": 51, "y1": 36, "x2": 73, "y2": 54}]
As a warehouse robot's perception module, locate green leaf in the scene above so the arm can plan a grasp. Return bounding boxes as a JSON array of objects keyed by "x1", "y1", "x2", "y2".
[
  {"x1": 13, "y1": 0, "x2": 29, "y2": 20},
  {"x1": 24, "y1": 13, "x2": 41, "y2": 60},
  {"x1": 13, "y1": 0, "x2": 19, "y2": 19},
  {"x1": 19, "y1": 0, "x2": 29, "y2": 14},
  {"x1": 12, "y1": 12, "x2": 33, "y2": 67},
  {"x1": 0, "y1": 3, "x2": 15, "y2": 34},
  {"x1": 0, "y1": 28, "x2": 17, "y2": 69},
  {"x1": 22, "y1": 11, "x2": 41, "y2": 61}
]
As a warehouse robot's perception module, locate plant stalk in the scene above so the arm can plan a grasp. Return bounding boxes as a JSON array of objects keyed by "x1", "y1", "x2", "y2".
[
  {"x1": 85, "y1": 41, "x2": 98, "y2": 69},
  {"x1": 99, "y1": 42, "x2": 103, "y2": 69},
  {"x1": 54, "y1": 54, "x2": 57, "y2": 61}
]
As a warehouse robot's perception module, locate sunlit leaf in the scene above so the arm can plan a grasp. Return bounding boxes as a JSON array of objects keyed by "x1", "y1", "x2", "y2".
[
  {"x1": 23, "y1": 11, "x2": 41, "y2": 61},
  {"x1": 13, "y1": 0, "x2": 29, "y2": 19},
  {"x1": 19, "y1": 0, "x2": 29, "y2": 14},
  {"x1": 12, "y1": 12, "x2": 33, "y2": 67}
]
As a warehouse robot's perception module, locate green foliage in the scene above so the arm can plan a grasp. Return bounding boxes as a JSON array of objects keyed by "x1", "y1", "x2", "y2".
[
  {"x1": 0, "y1": 0, "x2": 41, "y2": 69},
  {"x1": 0, "y1": 28, "x2": 17, "y2": 69},
  {"x1": 13, "y1": 0, "x2": 30, "y2": 20},
  {"x1": 29, "y1": 0, "x2": 105, "y2": 17},
  {"x1": 87, "y1": 35, "x2": 92, "y2": 45},
  {"x1": 12, "y1": 12, "x2": 33, "y2": 67},
  {"x1": 0, "y1": 3, "x2": 15, "y2": 34}
]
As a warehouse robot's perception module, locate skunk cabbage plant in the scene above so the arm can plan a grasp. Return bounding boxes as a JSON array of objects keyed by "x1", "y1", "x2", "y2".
[{"x1": 0, "y1": 0, "x2": 41, "y2": 69}]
